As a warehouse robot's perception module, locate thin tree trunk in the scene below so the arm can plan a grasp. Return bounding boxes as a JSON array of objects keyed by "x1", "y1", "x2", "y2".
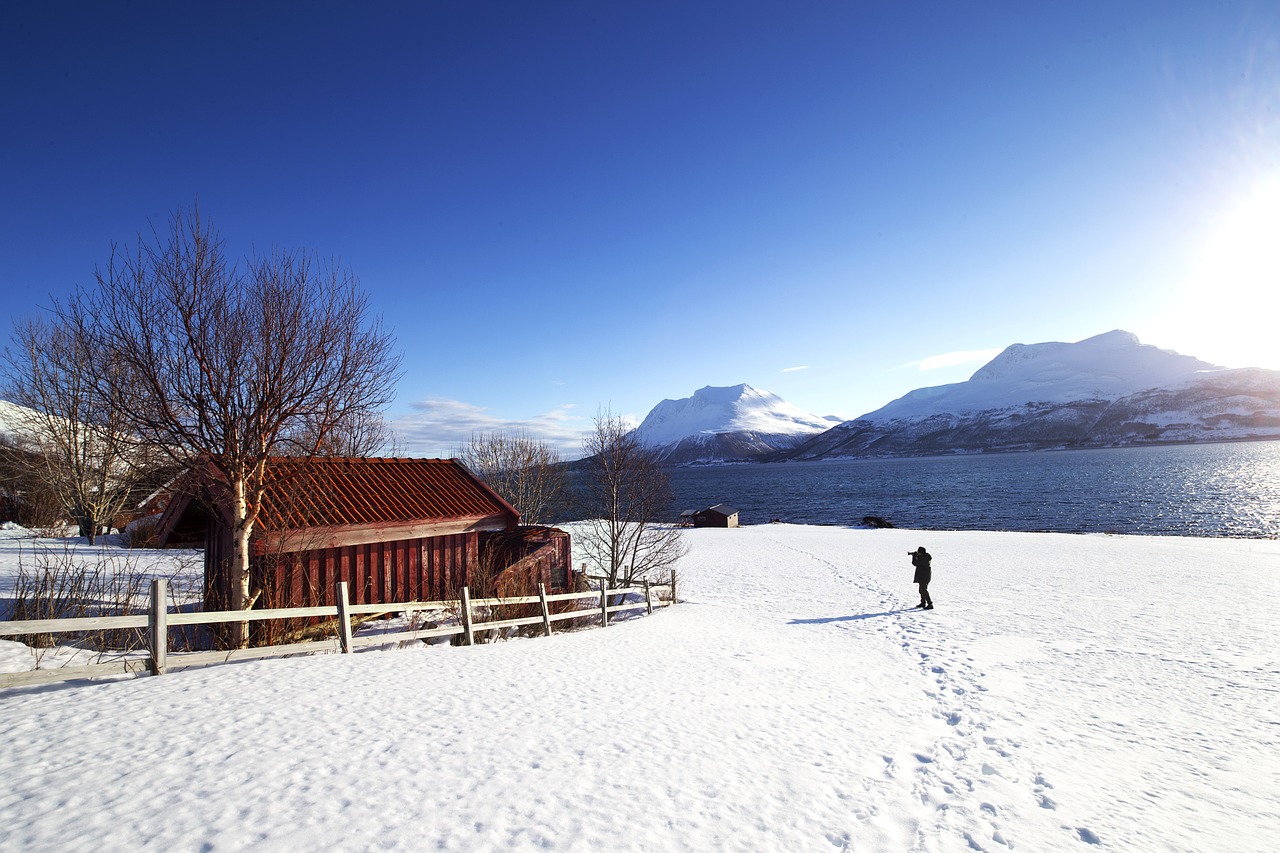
[
  {"x1": 229, "y1": 477, "x2": 252, "y2": 648},
  {"x1": 79, "y1": 512, "x2": 97, "y2": 545}
]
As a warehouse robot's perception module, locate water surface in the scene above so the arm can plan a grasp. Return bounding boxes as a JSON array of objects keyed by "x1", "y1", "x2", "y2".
[{"x1": 666, "y1": 442, "x2": 1280, "y2": 538}]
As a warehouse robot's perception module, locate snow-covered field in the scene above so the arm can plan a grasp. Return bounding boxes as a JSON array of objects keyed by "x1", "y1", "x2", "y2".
[
  {"x1": 0, "y1": 525, "x2": 203, "y2": 673},
  {"x1": 1, "y1": 524, "x2": 1277, "y2": 852}
]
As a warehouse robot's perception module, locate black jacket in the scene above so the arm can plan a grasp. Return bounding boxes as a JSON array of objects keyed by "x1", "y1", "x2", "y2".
[{"x1": 911, "y1": 550, "x2": 932, "y2": 584}]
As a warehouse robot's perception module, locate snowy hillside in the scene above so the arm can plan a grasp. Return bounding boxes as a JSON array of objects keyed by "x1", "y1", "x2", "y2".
[
  {"x1": 867, "y1": 330, "x2": 1219, "y2": 421},
  {"x1": 634, "y1": 383, "x2": 837, "y2": 464},
  {"x1": 781, "y1": 331, "x2": 1280, "y2": 459},
  {"x1": 0, "y1": 399, "x2": 36, "y2": 439},
  {"x1": 2, "y1": 524, "x2": 1276, "y2": 851}
]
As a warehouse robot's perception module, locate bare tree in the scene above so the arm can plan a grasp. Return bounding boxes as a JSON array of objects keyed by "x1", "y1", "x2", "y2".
[
  {"x1": 455, "y1": 430, "x2": 567, "y2": 525},
  {"x1": 576, "y1": 410, "x2": 686, "y2": 588},
  {"x1": 66, "y1": 205, "x2": 401, "y2": 646},
  {"x1": 0, "y1": 431, "x2": 65, "y2": 530},
  {"x1": 291, "y1": 408, "x2": 399, "y2": 458},
  {"x1": 1, "y1": 315, "x2": 157, "y2": 542}
]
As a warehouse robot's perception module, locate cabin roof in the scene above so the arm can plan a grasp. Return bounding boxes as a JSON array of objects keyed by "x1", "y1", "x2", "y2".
[
  {"x1": 156, "y1": 456, "x2": 519, "y2": 545},
  {"x1": 261, "y1": 457, "x2": 518, "y2": 530}
]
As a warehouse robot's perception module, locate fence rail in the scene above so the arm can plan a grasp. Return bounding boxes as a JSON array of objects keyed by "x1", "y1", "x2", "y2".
[{"x1": 0, "y1": 577, "x2": 675, "y2": 690}]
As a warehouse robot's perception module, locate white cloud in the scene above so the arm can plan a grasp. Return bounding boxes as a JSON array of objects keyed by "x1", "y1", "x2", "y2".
[
  {"x1": 904, "y1": 348, "x2": 1003, "y2": 371},
  {"x1": 781, "y1": 365, "x2": 811, "y2": 373},
  {"x1": 389, "y1": 398, "x2": 591, "y2": 459}
]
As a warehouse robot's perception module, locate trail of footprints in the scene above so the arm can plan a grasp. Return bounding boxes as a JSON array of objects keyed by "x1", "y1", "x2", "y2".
[
  {"x1": 886, "y1": 617, "x2": 1103, "y2": 850},
  {"x1": 766, "y1": 539, "x2": 1101, "y2": 850},
  {"x1": 906, "y1": 640, "x2": 1024, "y2": 850}
]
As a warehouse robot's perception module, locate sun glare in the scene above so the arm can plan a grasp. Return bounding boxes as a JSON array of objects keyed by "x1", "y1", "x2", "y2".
[
  {"x1": 1198, "y1": 174, "x2": 1280, "y2": 293},
  {"x1": 1169, "y1": 174, "x2": 1280, "y2": 369}
]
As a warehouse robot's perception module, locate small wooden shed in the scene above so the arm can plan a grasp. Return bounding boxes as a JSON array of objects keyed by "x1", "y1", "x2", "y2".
[
  {"x1": 155, "y1": 457, "x2": 572, "y2": 614},
  {"x1": 479, "y1": 525, "x2": 573, "y2": 595},
  {"x1": 692, "y1": 504, "x2": 740, "y2": 528}
]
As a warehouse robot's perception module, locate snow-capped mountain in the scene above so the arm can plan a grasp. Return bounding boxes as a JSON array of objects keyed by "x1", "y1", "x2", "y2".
[
  {"x1": 778, "y1": 331, "x2": 1280, "y2": 460},
  {"x1": 0, "y1": 400, "x2": 38, "y2": 440},
  {"x1": 634, "y1": 384, "x2": 838, "y2": 464}
]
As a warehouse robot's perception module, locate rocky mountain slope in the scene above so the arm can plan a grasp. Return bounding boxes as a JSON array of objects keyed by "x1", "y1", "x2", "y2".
[
  {"x1": 633, "y1": 384, "x2": 838, "y2": 464},
  {"x1": 776, "y1": 331, "x2": 1280, "y2": 460}
]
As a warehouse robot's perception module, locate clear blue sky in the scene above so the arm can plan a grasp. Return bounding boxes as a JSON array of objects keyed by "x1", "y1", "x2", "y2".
[{"x1": 3, "y1": 1, "x2": 1278, "y2": 457}]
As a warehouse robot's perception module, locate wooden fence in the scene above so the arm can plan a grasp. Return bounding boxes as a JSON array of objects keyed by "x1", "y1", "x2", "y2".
[{"x1": 0, "y1": 577, "x2": 675, "y2": 690}]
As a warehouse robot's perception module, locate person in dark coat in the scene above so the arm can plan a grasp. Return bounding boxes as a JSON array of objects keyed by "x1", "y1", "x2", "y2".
[{"x1": 910, "y1": 546, "x2": 933, "y2": 609}]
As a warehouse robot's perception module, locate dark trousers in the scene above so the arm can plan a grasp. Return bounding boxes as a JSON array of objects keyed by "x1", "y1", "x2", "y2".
[{"x1": 918, "y1": 582, "x2": 932, "y2": 606}]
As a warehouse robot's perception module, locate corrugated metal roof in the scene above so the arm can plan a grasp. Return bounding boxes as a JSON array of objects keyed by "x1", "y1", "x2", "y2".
[{"x1": 252, "y1": 457, "x2": 518, "y2": 531}]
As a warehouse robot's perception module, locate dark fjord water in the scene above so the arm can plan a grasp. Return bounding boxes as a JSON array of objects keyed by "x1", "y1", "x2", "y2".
[{"x1": 666, "y1": 441, "x2": 1280, "y2": 538}]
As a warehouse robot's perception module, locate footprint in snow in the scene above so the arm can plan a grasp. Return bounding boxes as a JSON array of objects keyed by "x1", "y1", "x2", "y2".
[
  {"x1": 1075, "y1": 826, "x2": 1102, "y2": 845},
  {"x1": 824, "y1": 830, "x2": 852, "y2": 849}
]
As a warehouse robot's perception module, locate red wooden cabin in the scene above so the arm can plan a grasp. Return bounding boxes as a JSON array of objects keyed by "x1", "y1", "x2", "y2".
[{"x1": 155, "y1": 457, "x2": 571, "y2": 614}]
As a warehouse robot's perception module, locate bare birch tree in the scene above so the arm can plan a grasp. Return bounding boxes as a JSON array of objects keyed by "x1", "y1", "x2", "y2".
[
  {"x1": 1, "y1": 314, "x2": 158, "y2": 542},
  {"x1": 576, "y1": 411, "x2": 685, "y2": 588},
  {"x1": 291, "y1": 408, "x2": 399, "y2": 458},
  {"x1": 66, "y1": 205, "x2": 401, "y2": 646},
  {"x1": 455, "y1": 430, "x2": 567, "y2": 525}
]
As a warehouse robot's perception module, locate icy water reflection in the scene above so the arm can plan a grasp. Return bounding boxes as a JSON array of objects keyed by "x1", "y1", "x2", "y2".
[{"x1": 666, "y1": 441, "x2": 1280, "y2": 538}]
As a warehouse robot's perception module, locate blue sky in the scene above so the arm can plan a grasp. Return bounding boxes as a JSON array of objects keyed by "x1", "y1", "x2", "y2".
[{"x1": 3, "y1": 2, "x2": 1278, "y2": 457}]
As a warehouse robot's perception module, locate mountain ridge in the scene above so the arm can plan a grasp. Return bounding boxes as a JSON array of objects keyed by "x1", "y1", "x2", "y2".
[
  {"x1": 633, "y1": 383, "x2": 835, "y2": 464},
  {"x1": 775, "y1": 331, "x2": 1280, "y2": 461}
]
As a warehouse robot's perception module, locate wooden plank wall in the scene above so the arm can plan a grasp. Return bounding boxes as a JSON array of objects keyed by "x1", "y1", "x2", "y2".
[
  {"x1": 493, "y1": 534, "x2": 572, "y2": 595},
  {"x1": 204, "y1": 525, "x2": 235, "y2": 612},
  {"x1": 253, "y1": 531, "x2": 480, "y2": 610}
]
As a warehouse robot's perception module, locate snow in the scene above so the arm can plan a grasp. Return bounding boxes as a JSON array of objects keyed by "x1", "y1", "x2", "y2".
[
  {"x1": 0, "y1": 527, "x2": 204, "y2": 674},
  {"x1": 1, "y1": 524, "x2": 1277, "y2": 852},
  {"x1": 865, "y1": 330, "x2": 1225, "y2": 420},
  {"x1": 634, "y1": 383, "x2": 833, "y2": 446},
  {"x1": 0, "y1": 398, "x2": 37, "y2": 439}
]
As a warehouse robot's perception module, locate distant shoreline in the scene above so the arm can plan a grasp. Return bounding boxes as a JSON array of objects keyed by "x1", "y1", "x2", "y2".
[{"x1": 666, "y1": 433, "x2": 1280, "y2": 467}]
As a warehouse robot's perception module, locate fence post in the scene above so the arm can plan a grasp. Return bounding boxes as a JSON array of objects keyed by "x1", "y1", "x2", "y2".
[
  {"x1": 644, "y1": 579, "x2": 653, "y2": 615},
  {"x1": 599, "y1": 584, "x2": 609, "y2": 627},
  {"x1": 538, "y1": 583, "x2": 552, "y2": 637},
  {"x1": 460, "y1": 586, "x2": 475, "y2": 645},
  {"x1": 335, "y1": 581, "x2": 354, "y2": 654},
  {"x1": 148, "y1": 578, "x2": 167, "y2": 676}
]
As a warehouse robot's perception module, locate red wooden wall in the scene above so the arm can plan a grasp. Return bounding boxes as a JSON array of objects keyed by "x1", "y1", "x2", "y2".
[{"x1": 253, "y1": 531, "x2": 480, "y2": 610}]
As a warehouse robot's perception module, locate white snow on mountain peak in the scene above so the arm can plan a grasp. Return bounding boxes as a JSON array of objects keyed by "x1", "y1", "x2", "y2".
[
  {"x1": 970, "y1": 330, "x2": 1216, "y2": 385},
  {"x1": 865, "y1": 330, "x2": 1225, "y2": 421},
  {"x1": 634, "y1": 383, "x2": 832, "y2": 447}
]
